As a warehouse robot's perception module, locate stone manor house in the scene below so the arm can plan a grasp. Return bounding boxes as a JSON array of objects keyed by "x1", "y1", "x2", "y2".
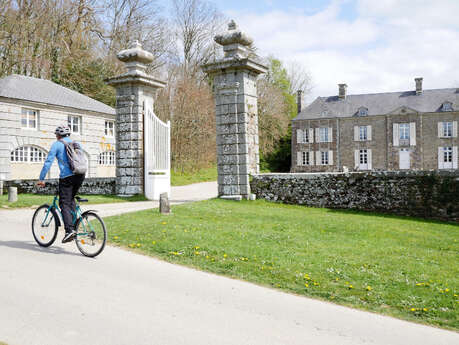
[
  {"x1": 0, "y1": 74, "x2": 116, "y2": 180},
  {"x1": 292, "y1": 78, "x2": 458, "y2": 172}
]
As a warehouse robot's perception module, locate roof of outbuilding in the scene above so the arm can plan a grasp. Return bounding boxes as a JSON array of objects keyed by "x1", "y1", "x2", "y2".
[
  {"x1": 294, "y1": 88, "x2": 459, "y2": 121},
  {"x1": 0, "y1": 74, "x2": 115, "y2": 115}
]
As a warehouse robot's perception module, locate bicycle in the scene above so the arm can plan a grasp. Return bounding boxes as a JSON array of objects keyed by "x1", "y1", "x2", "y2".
[{"x1": 31, "y1": 187, "x2": 107, "y2": 257}]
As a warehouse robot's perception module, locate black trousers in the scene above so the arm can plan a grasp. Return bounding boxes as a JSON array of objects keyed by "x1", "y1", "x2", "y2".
[{"x1": 59, "y1": 174, "x2": 85, "y2": 233}]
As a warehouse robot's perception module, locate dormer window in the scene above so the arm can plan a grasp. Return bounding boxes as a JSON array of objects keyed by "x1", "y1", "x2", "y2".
[
  {"x1": 357, "y1": 107, "x2": 368, "y2": 116},
  {"x1": 442, "y1": 102, "x2": 453, "y2": 112}
]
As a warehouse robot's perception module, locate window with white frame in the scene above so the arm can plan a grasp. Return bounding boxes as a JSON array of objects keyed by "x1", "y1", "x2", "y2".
[
  {"x1": 360, "y1": 149, "x2": 368, "y2": 165},
  {"x1": 399, "y1": 123, "x2": 410, "y2": 140},
  {"x1": 359, "y1": 126, "x2": 368, "y2": 141},
  {"x1": 442, "y1": 102, "x2": 453, "y2": 111},
  {"x1": 302, "y1": 130, "x2": 309, "y2": 143},
  {"x1": 105, "y1": 120, "x2": 115, "y2": 137},
  {"x1": 21, "y1": 108, "x2": 38, "y2": 129},
  {"x1": 321, "y1": 151, "x2": 329, "y2": 165},
  {"x1": 302, "y1": 151, "x2": 310, "y2": 166},
  {"x1": 68, "y1": 115, "x2": 81, "y2": 134},
  {"x1": 99, "y1": 151, "x2": 115, "y2": 166},
  {"x1": 319, "y1": 127, "x2": 329, "y2": 142},
  {"x1": 442, "y1": 122, "x2": 453, "y2": 137},
  {"x1": 10, "y1": 146, "x2": 46, "y2": 163},
  {"x1": 443, "y1": 147, "x2": 453, "y2": 163}
]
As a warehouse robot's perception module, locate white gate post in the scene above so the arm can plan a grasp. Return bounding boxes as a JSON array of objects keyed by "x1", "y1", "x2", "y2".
[{"x1": 106, "y1": 41, "x2": 166, "y2": 196}]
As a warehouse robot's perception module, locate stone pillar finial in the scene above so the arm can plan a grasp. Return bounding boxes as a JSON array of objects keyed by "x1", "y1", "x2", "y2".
[
  {"x1": 214, "y1": 20, "x2": 254, "y2": 59},
  {"x1": 228, "y1": 19, "x2": 238, "y2": 31}
]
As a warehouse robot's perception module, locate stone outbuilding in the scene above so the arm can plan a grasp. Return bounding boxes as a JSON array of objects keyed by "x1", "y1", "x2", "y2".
[
  {"x1": 292, "y1": 78, "x2": 458, "y2": 172},
  {"x1": 0, "y1": 74, "x2": 116, "y2": 180}
]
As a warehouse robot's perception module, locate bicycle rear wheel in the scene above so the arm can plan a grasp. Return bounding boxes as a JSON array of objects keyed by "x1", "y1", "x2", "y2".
[
  {"x1": 75, "y1": 212, "x2": 106, "y2": 257},
  {"x1": 32, "y1": 204, "x2": 58, "y2": 247}
]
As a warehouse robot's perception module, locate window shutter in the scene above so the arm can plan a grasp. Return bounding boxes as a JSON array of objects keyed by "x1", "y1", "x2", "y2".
[
  {"x1": 315, "y1": 128, "x2": 320, "y2": 142},
  {"x1": 309, "y1": 128, "x2": 314, "y2": 143},
  {"x1": 354, "y1": 126, "x2": 359, "y2": 141},
  {"x1": 328, "y1": 127, "x2": 333, "y2": 142},
  {"x1": 409, "y1": 122, "x2": 416, "y2": 146},
  {"x1": 367, "y1": 125, "x2": 372, "y2": 141},
  {"x1": 354, "y1": 150, "x2": 359, "y2": 169},
  {"x1": 453, "y1": 146, "x2": 458, "y2": 169},
  {"x1": 438, "y1": 122, "x2": 443, "y2": 138},
  {"x1": 368, "y1": 149, "x2": 372, "y2": 170},
  {"x1": 297, "y1": 151, "x2": 302, "y2": 166},
  {"x1": 438, "y1": 147, "x2": 443, "y2": 169},
  {"x1": 329, "y1": 150, "x2": 333, "y2": 165},
  {"x1": 393, "y1": 123, "x2": 399, "y2": 146},
  {"x1": 297, "y1": 129, "x2": 303, "y2": 143},
  {"x1": 310, "y1": 150, "x2": 315, "y2": 165},
  {"x1": 453, "y1": 121, "x2": 458, "y2": 138},
  {"x1": 316, "y1": 151, "x2": 321, "y2": 165}
]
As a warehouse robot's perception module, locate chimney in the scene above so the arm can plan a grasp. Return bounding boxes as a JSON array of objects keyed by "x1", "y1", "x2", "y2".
[
  {"x1": 338, "y1": 83, "x2": 347, "y2": 99},
  {"x1": 415, "y1": 77, "x2": 423, "y2": 95},
  {"x1": 297, "y1": 90, "x2": 303, "y2": 113}
]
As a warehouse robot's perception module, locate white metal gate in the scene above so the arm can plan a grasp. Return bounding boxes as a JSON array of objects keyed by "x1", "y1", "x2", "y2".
[{"x1": 144, "y1": 103, "x2": 170, "y2": 200}]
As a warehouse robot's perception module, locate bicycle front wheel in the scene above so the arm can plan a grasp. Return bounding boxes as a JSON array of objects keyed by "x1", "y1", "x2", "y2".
[
  {"x1": 75, "y1": 212, "x2": 107, "y2": 257},
  {"x1": 32, "y1": 204, "x2": 58, "y2": 247}
]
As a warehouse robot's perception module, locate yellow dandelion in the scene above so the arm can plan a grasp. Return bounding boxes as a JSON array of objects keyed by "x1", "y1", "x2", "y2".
[
  {"x1": 194, "y1": 246, "x2": 200, "y2": 250},
  {"x1": 423, "y1": 308, "x2": 428, "y2": 312},
  {"x1": 410, "y1": 308, "x2": 416, "y2": 312},
  {"x1": 348, "y1": 285, "x2": 354, "y2": 289},
  {"x1": 445, "y1": 288, "x2": 450, "y2": 292},
  {"x1": 136, "y1": 243, "x2": 141, "y2": 247},
  {"x1": 223, "y1": 253, "x2": 228, "y2": 258},
  {"x1": 152, "y1": 241, "x2": 156, "y2": 245},
  {"x1": 161, "y1": 222, "x2": 167, "y2": 225},
  {"x1": 206, "y1": 255, "x2": 210, "y2": 259},
  {"x1": 194, "y1": 251, "x2": 200, "y2": 255},
  {"x1": 304, "y1": 283, "x2": 309, "y2": 288},
  {"x1": 335, "y1": 278, "x2": 339, "y2": 281},
  {"x1": 366, "y1": 286, "x2": 372, "y2": 291},
  {"x1": 114, "y1": 236, "x2": 119, "y2": 240}
]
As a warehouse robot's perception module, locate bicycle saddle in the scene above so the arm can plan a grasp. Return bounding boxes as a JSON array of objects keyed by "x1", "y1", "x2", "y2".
[{"x1": 75, "y1": 196, "x2": 88, "y2": 202}]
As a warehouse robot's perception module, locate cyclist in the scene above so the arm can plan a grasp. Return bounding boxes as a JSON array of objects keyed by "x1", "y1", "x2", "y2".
[{"x1": 37, "y1": 125, "x2": 85, "y2": 243}]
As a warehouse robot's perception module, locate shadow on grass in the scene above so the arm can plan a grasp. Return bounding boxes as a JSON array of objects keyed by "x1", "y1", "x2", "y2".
[
  {"x1": 322, "y1": 207, "x2": 459, "y2": 226},
  {"x1": 0, "y1": 240, "x2": 82, "y2": 257}
]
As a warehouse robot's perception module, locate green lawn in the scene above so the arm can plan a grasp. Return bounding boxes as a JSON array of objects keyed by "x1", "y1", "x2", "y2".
[
  {"x1": 0, "y1": 193, "x2": 147, "y2": 209},
  {"x1": 104, "y1": 199, "x2": 459, "y2": 330},
  {"x1": 171, "y1": 166, "x2": 217, "y2": 186}
]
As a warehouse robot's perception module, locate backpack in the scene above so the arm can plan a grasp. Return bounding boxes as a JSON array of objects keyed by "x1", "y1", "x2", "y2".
[{"x1": 60, "y1": 139, "x2": 87, "y2": 175}]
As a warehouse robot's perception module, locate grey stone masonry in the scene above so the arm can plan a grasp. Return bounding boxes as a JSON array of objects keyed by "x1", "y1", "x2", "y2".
[
  {"x1": 106, "y1": 41, "x2": 166, "y2": 196},
  {"x1": 202, "y1": 20, "x2": 267, "y2": 199}
]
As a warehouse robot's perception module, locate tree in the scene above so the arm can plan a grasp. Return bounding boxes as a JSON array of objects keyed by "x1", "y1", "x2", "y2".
[
  {"x1": 257, "y1": 57, "x2": 312, "y2": 172},
  {"x1": 170, "y1": 0, "x2": 225, "y2": 76}
]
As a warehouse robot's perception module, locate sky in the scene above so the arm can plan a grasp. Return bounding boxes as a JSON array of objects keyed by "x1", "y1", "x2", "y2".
[{"x1": 163, "y1": 0, "x2": 459, "y2": 104}]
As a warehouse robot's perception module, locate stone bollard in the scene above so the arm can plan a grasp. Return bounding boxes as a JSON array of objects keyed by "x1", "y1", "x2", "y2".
[
  {"x1": 8, "y1": 186, "x2": 18, "y2": 202},
  {"x1": 0, "y1": 180, "x2": 3, "y2": 196},
  {"x1": 159, "y1": 192, "x2": 170, "y2": 214}
]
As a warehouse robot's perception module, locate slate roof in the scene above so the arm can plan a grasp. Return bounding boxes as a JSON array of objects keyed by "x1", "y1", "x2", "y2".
[
  {"x1": 0, "y1": 74, "x2": 115, "y2": 115},
  {"x1": 294, "y1": 88, "x2": 459, "y2": 121}
]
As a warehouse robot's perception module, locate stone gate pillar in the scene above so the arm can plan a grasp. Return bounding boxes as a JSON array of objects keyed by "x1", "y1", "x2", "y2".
[
  {"x1": 106, "y1": 41, "x2": 166, "y2": 196},
  {"x1": 202, "y1": 21, "x2": 267, "y2": 200}
]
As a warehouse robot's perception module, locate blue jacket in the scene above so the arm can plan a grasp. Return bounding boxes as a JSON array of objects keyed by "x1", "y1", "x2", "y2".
[{"x1": 39, "y1": 137, "x2": 76, "y2": 180}]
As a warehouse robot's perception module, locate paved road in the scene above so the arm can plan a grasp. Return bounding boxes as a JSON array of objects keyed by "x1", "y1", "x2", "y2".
[{"x1": 1, "y1": 181, "x2": 458, "y2": 345}]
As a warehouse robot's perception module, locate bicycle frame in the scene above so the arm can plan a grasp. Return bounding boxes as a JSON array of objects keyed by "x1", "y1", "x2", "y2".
[{"x1": 40, "y1": 191, "x2": 93, "y2": 236}]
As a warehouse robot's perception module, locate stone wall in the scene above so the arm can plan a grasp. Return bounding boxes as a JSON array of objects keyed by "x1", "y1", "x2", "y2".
[
  {"x1": 3, "y1": 177, "x2": 116, "y2": 195},
  {"x1": 250, "y1": 171, "x2": 459, "y2": 222}
]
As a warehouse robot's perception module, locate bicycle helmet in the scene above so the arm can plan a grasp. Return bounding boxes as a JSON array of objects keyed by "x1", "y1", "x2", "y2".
[{"x1": 55, "y1": 125, "x2": 71, "y2": 136}]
